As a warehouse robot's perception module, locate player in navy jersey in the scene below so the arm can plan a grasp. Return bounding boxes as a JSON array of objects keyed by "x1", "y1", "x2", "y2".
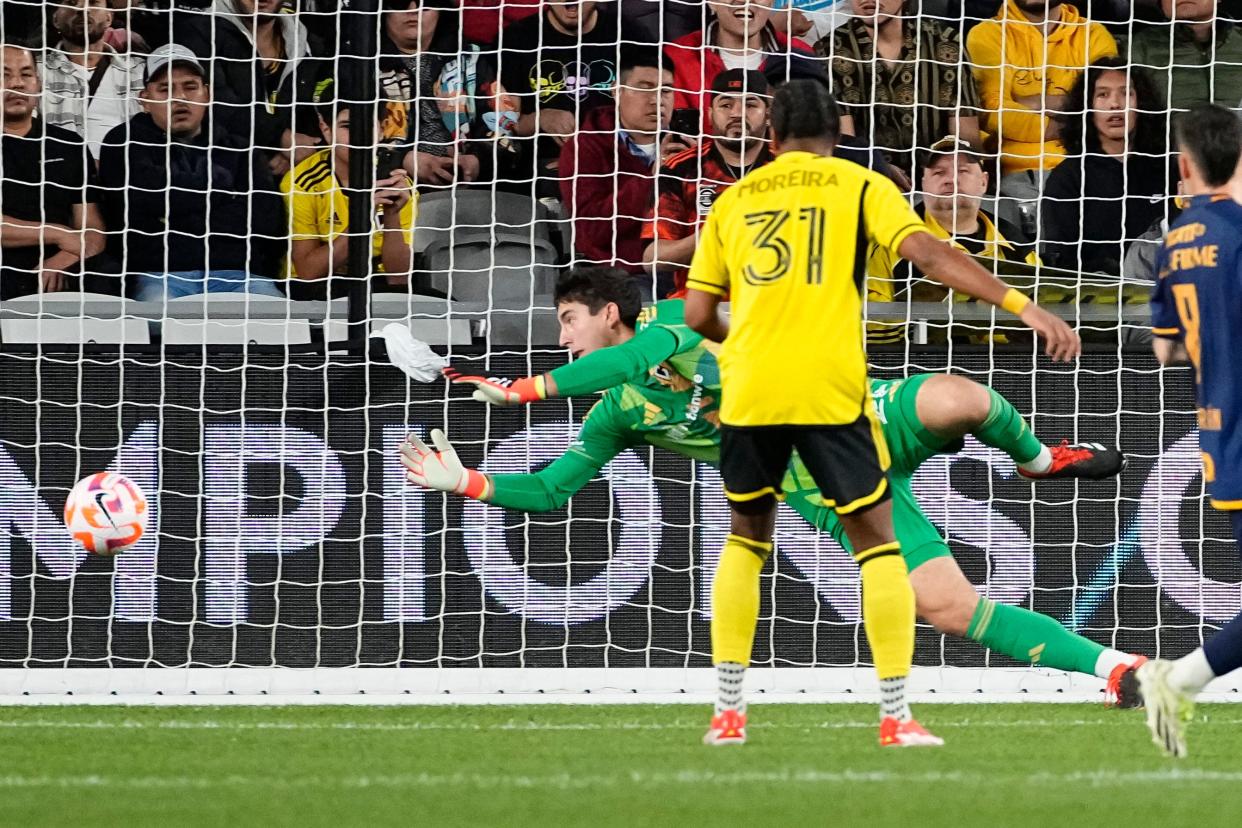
[{"x1": 1139, "y1": 105, "x2": 1242, "y2": 758}]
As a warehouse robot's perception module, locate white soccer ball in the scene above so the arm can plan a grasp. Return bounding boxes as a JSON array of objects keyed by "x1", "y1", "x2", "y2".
[{"x1": 64, "y1": 473, "x2": 149, "y2": 556}]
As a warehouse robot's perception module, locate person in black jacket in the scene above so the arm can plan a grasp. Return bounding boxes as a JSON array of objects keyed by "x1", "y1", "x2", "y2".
[
  {"x1": 1042, "y1": 58, "x2": 1176, "y2": 275},
  {"x1": 98, "y1": 44, "x2": 285, "y2": 301},
  {"x1": 0, "y1": 44, "x2": 115, "y2": 300},
  {"x1": 174, "y1": 0, "x2": 324, "y2": 178}
]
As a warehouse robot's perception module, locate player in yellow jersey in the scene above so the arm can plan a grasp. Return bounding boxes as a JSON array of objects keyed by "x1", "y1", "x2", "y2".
[{"x1": 684, "y1": 79, "x2": 1080, "y2": 748}]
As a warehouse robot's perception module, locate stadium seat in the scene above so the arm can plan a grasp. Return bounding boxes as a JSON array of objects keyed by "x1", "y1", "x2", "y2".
[
  {"x1": 0, "y1": 316, "x2": 150, "y2": 345},
  {"x1": 0, "y1": 292, "x2": 149, "y2": 344},
  {"x1": 419, "y1": 231, "x2": 561, "y2": 345},
  {"x1": 413, "y1": 190, "x2": 553, "y2": 254},
  {"x1": 159, "y1": 295, "x2": 311, "y2": 345},
  {"x1": 161, "y1": 317, "x2": 312, "y2": 345}
]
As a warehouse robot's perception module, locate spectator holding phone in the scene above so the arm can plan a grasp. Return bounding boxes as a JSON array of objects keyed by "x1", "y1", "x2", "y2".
[
  {"x1": 559, "y1": 46, "x2": 692, "y2": 294},
  {"x1": 281, "y1": 78, "x2": 416, "y2": 299},
  {"x1": 643, "y1": 69, "x2": 773, "y2": 296}
]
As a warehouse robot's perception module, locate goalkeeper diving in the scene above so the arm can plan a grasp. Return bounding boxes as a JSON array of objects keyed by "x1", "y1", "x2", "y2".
[{"x1": 399, "y1": 267, "x2": 1141, "y2": 745}]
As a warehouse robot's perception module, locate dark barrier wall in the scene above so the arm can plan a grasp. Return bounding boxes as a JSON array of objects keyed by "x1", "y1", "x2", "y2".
[{"x1": 0, "y1": 349, "x2": 1235, "y2": 668}]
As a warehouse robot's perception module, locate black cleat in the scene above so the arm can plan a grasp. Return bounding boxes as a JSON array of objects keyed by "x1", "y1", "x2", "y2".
[
  {"x1": 1018, "y1": 441, "x2": 1128, "y2": 481},
  {"x1": 1106, "y1": 655, "x2": 1147, "y2": 709}
]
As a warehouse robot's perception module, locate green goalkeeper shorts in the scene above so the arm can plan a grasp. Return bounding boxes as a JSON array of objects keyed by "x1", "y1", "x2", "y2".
[{"x1": 783, "y1": 373, "x2": 961, "y2": 572}]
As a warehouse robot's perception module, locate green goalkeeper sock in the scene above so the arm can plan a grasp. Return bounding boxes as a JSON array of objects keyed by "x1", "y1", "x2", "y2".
[
  {"x1": 967, "y1": 598, "x2": 1104, "y2": 676},
  {"x1": 974, "y1": 387, "x2": 1045, "y2": 467}
]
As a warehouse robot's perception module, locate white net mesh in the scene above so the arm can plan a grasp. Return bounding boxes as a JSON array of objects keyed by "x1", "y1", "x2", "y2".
[{"x1": 0, "y1": 0, "x2": 1240, "y2": 698}]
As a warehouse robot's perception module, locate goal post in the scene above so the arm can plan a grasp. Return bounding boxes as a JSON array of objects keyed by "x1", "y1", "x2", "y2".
[{"x1": 1, "y1": 2, "x2": 1239, "y2": 702}]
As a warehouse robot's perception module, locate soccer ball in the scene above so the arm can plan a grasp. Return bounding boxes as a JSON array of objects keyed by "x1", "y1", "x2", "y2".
[{"x1": 64, "y1": 473, "x2": 149, "y2": 556}]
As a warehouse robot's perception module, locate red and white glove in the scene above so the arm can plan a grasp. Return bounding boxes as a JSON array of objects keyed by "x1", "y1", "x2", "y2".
[
  {"x1": 443, "y1": 367, "x2": 546, "y2": 407},
  {"x1": 399, "y1": 429, "x2": 492, "y2": 500}
]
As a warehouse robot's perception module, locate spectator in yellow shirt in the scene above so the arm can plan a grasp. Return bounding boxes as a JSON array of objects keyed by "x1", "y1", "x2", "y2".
[
  {"x1": 868, "y1": 137, "x2": 1039, "y2": 343},
  {"x1": 967, "y1": 0, "x2": 1116, "y2": 234},
  {"x1": 281, "y1": 78, "x2": 416, "y2": 300}
]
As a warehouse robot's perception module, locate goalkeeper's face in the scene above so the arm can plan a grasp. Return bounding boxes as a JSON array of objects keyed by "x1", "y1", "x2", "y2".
[{"x1": 556, "y1": 300, "x2": 623, "y2": 358}]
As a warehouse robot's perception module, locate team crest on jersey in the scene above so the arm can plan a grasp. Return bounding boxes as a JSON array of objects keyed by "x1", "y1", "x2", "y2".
[
  {"x1": 697, "y1": 186, "x2": 719, "y2": 216},
  {"x1": 651, "y1": 363, "x2": 694, "y2": 392}
]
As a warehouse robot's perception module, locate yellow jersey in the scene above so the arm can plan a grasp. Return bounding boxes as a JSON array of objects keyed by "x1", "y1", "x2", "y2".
[
  {"x1": 281, "y1": 149, "x2": 416, "y2": 276},
  {"x1": 686, "y1": 151, "x2": 926, "y2": 426}
]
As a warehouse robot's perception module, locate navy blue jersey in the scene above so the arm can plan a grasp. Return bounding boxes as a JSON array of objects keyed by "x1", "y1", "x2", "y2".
[{"x1": 1151, "y1": 194, "x2": 1242, "y2": 510}]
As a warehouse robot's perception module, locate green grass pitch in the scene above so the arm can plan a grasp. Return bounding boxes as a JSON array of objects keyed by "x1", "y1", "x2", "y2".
[{"x1": 5, "y1": 703, "x2": 1242, "y2": 827}]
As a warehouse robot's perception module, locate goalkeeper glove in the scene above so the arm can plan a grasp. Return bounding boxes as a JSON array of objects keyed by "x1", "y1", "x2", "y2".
[
  {"x1": 443, "y1": 367, "x2": 547, "y2": 406},
  {"x1": 399, "y1": 429, "x2": 492, "y2": 500}
]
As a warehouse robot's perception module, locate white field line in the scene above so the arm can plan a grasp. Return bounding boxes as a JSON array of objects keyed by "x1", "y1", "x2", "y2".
[
  {"x1": 2, "y1": 717, "x2": 1242, "y2": 734},
  {"x1": 1, "y1": 768, "x2": 1242, "y2": 790}
]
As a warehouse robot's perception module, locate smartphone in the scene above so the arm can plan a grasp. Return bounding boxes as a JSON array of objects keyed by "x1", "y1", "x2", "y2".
[
  {"x1": 669, "y1": 108, "x2": 701, "y2": 139},
  {"x1": 375, "y1": 144, "x2": 408, "y2": 178}
]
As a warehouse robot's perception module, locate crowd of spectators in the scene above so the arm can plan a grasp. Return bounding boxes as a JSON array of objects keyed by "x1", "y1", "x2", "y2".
[{"x1": 0, "y1": 0, "x2": 1240, "y2": 318}]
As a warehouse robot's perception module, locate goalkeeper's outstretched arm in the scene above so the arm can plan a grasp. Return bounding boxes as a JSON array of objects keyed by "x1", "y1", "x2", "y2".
[
  {"x1": 400, "y1": 430, "x2": 609, "y2": 512},
  {"x1": 446, "y1": 326, "x2": 681, "y2": 405},
  {"x1": 400, "y1": 401, "x2": 633, "y2": 512},
  {"x1": 897, "y1": 231, "x2": 1081, "y2": 362}
]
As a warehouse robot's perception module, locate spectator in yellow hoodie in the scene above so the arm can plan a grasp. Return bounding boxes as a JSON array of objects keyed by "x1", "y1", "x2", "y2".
[{"x1": 967, "y1": 0, "x2": 1116, "y2": 233}]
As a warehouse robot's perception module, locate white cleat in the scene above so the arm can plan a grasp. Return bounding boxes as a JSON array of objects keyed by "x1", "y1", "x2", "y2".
[{"x1": 1137, "y1": 659, "x2": 1194, "y2": 759}]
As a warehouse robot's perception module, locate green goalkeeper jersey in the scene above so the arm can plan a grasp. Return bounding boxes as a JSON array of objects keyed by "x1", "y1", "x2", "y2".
[{"x1": 486, "y1": 300, "x2": 952, "y2": 550}]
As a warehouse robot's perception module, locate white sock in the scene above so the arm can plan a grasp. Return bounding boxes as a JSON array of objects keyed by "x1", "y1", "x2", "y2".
[
  {"x1": 879, "y1": 676, "x2": 911, "y2": 722},
  {"x1": 715, "y1": 661, "x2": 746, "y2": 714},
  {"x1": 1018, "y1": 445, "x2": 1053, "y2": 475},
  {"x1": 1093, "y1": 649, "x2": 1135, "y2": 680},
  {"x1": 1168, "y1": 648, "x2": 1216, "y2": 695}
]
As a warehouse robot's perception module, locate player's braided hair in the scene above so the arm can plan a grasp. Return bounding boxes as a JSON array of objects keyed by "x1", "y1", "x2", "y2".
[
  {"x1": 554, "y1": 267, "x2": 643, "y2": 330},
  {"x1": 1176, "y1": 105, "x2": 1242, "y2": 188},
  {"x1": 770, "y1": 79, "x2": 840, "y2": 144}
]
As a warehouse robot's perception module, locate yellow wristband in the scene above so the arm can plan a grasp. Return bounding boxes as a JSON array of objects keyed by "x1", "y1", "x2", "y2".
[{"x1": 1001, "y1": 288, "x2": 1030, "y2": 316}]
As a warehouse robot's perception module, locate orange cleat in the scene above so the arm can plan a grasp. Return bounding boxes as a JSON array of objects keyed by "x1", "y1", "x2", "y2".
[
  {"x1": 703, "y1": 708, "x2": 747, "y2": 746},
  {"x1": 879, "y1": 717, "x2": 944, "y2": 747},
  {"x1": 1105, "y1": 654, "x2": 1148, "y2": 708}
]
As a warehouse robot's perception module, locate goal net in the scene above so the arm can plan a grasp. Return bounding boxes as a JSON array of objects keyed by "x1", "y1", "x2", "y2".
[{"x1": 0, "y1": 0, "x2": 1239, "y2": 701}]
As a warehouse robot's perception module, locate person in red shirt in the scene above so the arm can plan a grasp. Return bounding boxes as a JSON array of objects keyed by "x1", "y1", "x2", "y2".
[
  {"x1": 559, "y1": 45, "x2": 695, "y2": 295},
  {"x1": 643, "y1": 68, "x2": 774, "y2": 296},
  {"x1": 665, "y1": 0, "x2": 823, "y2": 130}
]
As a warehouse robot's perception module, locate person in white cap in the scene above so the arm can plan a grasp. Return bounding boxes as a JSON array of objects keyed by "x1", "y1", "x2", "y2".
[{"x1": 97, "y1": 43, "x2": 286, "y2": 301}]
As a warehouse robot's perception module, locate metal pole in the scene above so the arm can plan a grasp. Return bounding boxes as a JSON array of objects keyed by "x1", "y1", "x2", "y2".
[{"x1": 341, "y1": 0, "x2": 378, "y2": 353}]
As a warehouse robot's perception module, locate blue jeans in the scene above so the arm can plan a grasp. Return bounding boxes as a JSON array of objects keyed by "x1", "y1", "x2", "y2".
[{"x1": 134, "y1": 270, "x2": 284, "y2": 302}]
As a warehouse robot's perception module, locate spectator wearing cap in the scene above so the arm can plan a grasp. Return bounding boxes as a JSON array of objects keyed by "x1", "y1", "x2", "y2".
[
  {"x1": 642, "y1": 69, "x2": 774, "y2": 296},
  {"x1": 39, "y1": 0, "x2": 146, "y2": 158},
  {"x1": 867, "y1": 136, "x2": 1037, "y2": 341},
  {"x1": 818, "y1": 0, "x2": 980, "y2": 178},
  {"x1": 1042, "y1": 59, "x2": 1175, "y2": 275},
  {"x1": 559, "y1": 46, "x2": 693, "y2": 294},
  {"x1": 281, "y1": 78, "x2": 415, "y2": 300},
  {"x1": 176, "y1": 0, "x2": 325, "y2": 178},
  {"x1": 666, "y1": 0, "x2": 824, "y2": 128},
  {"x1": 0, "y1": 44, "x2": 111, "y2": 300},
  {"x1": 1124, "y1": 0, "x2": 1242, "y2": 111},
  {"x1": 967, "y1": 1, "x2": 1116, "y2": 192},
  {"x1": 98, "y1": 44, "x2": 285, "y2": 301}
]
